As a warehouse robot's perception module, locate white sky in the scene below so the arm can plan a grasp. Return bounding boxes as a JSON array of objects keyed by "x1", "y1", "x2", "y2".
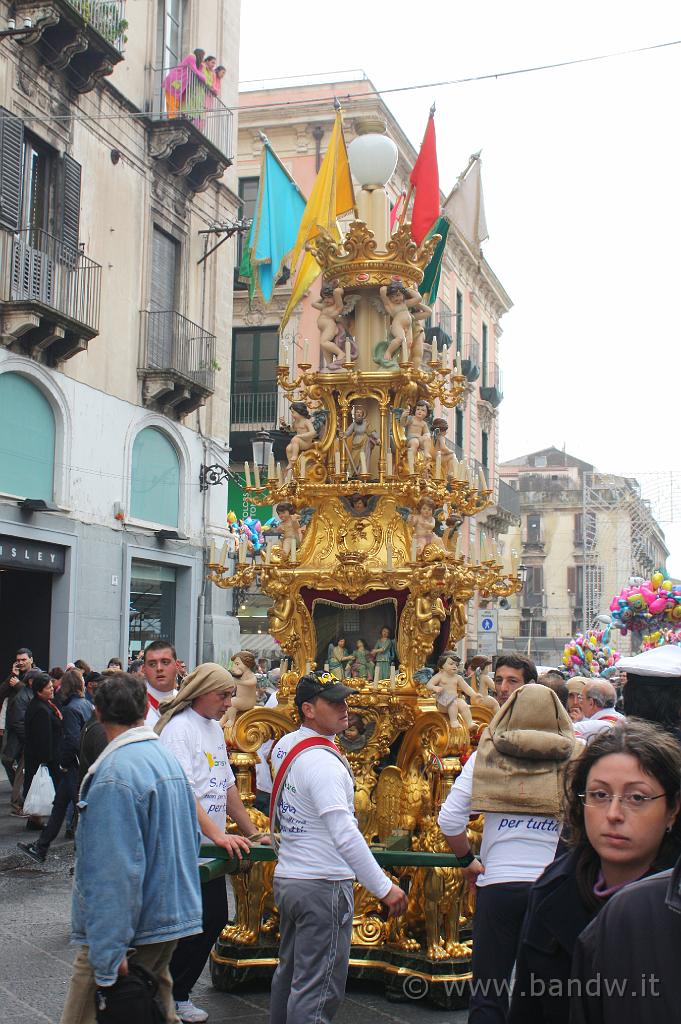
[{"x1": 239, "y1": 0, "x2": 681, "y2": 575}]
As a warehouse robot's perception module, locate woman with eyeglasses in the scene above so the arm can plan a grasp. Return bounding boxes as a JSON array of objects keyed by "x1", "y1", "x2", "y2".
[{"x1": 507, "y1": 719, "x2": 681, "y2": 1024}]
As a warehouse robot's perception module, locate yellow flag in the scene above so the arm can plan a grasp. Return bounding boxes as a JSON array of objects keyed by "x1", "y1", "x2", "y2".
[{"x1": 280, "y1": 109, "x2": 355, "y2": 333}]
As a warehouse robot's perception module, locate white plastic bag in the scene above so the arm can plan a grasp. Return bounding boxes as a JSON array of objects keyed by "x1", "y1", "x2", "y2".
[{"x1": 23, "y1": 765, "x2": 55, "y2": 818}]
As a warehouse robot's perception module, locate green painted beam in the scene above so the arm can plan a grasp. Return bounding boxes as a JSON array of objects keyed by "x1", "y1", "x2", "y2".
[{"x1": 198, "y1": 842, "x2": 466, "y2": 882}]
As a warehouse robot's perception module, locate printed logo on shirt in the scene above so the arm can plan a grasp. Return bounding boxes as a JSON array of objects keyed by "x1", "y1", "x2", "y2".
[{"x1": 496, "y1": 817, "x2": 559, "y2": 833}]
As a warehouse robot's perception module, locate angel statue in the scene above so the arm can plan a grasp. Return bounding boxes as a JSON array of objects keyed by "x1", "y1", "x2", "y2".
[
  {"x1": 426, "y1": 650, "x2": 477, "y2": 729},
  {"x1": 376, "y1": 283, "x2": 422, "y2": 366},
  {"x1": 311, "y1": 284, "x2": 346, "y2": 368},
  {"x1": 399, "y1": 399, "x2": 434, "y2": 460},
  {"x1": 281, "y1": 401, "x2": 318, "y2": 472}
]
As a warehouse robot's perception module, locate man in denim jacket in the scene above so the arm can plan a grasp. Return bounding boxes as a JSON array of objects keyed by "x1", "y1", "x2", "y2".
[{"x1": 60, "y1": 673, "x2": 203, "y2": 1024}]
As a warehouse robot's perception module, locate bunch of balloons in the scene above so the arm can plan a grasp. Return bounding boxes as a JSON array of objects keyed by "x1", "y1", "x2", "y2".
[
  {"x1": 642, "y1": 629, "x2": 681, "y2": 650},
  {"x1": 609, "y1": 571, "x2": 681, "y2": 635},
  {"x1": 226, "y1": 510, "x2": 265, "y2": 555},
  {"x1": 562, "y1": 630, "x2": 621, "y2": 677}
]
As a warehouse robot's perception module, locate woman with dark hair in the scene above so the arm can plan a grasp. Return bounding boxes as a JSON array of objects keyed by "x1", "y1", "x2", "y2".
[
  {"x1": 19, "y1": 669, "x2": 93, "y2": 861},
  {"x1": 508, "y1": 719, "x2": 681, "y2": 1024},
  {"x1": 22, "y1": 674, "x2": 63, "y2": 828}
]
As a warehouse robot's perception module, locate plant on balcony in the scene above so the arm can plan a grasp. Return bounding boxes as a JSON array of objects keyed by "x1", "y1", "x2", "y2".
[{"x1": 67, "y1": 0, "x2": 129, "y2": 47}]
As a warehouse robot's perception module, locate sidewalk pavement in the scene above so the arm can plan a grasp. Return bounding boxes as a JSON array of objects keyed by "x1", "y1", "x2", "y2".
[{"x1": 0, "y1": 777, "x2": 74, "y2": 870}]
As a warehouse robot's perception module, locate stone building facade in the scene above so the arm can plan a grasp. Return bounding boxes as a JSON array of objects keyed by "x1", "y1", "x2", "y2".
[{"x1": 0, "y1": 0, "x2": 241, "y2": 669}]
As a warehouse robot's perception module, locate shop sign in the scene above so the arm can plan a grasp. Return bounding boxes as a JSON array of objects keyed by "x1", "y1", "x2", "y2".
[{"x1": 0, "y1": 535, "x2": 66, "y2": 573}]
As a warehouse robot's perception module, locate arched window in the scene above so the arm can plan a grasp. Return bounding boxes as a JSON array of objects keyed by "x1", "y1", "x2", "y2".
[
  {"x1": 130, "y1": 427, "x2": 180, "y2": 527},
  {"x1": 0, "y1": 372, "x2": 55, "y2": 500}
]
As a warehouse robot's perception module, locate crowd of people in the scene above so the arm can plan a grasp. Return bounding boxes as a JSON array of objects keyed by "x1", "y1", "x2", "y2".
[{"x1": 1, "y1": 640, "x2": 681, "y2": 1023}]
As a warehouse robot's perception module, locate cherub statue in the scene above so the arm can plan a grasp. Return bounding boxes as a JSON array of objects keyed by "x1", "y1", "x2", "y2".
[
  {"x1": 431, "y1": 418, "x2": 456, "y2": 478},
  {"x1": 426, "y1": 650, "x2": 478, "y2": 729},
  {"x1": 442, "y1": 512, "x2": 463, "y2": 557},
  {"x1": 408, "y1": 497, "x2": 443, "y2": 556},
  {"x1": 274, "y1": 502, "x2": 302, "y2": 555},
  {"x1": 283, "y1": 401, "x2": 318, "y2": 470},
  {"x1": 304, "y1": 395, "x2": 329, "y2": 439},
  {"x1": 409, "y1": 297, "x2": 433, "y2": 366},
  {"x1": 221, "y1": 650, "x2": 258, "y2": 727},
  {"x1": 311, "y1": 284, "x2": 345, "y2": 367},
  {"x1": 400, "y1": 399, "x2": 434, "y2": 460},
  {"x1": 379, "y1": 283, "x2": 422, "y2": 364},
  {"x1": 343, "y1": 404, "x2": 380, "y2": 476}
]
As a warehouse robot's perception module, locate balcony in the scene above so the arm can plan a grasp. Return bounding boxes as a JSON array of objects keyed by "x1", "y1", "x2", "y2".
[
  {"x1": 1, "y1": 229, "x2": 101, "y2": 362},
  {"x1": 139, "y1": 310, "x2": 216, "y2": 416},
  {"x1": 14, "y1": 0, "x2": 126, "y2": 93},
  {"x1": 229, "y1": 390, "x2": 290, "y2": 463},
  {"x1": 146, "y1": 66, "x2": 234, "y2": 192},
  {"x1": 480, "y1": 363, "x2": 504, "y2": 407}
]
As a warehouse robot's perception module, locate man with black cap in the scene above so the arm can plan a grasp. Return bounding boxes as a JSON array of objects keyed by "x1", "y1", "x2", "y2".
[
  {"x1": 618, "y1": 645, "x2": 681, "y2": 741},
  {"x1": 268, "y1": 672, "x2": 408, "y2": 1023}
]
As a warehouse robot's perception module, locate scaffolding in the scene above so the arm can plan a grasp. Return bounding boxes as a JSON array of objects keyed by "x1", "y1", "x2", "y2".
[{"x1": 581, "y1": 473, "x2": 665, "y2": 633}]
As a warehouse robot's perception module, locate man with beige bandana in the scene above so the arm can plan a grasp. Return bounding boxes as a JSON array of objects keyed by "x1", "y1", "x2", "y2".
[
  {"x1": 156, "y1": 663, "x2": 256, "y2": 1024},
  {"x1": 438, "y1": 680, "x2": 581, "y2": 1024}
]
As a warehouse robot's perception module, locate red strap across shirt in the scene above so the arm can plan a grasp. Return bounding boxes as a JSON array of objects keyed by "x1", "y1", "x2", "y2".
[{"x1": 269, "y1": 736, "x2": 344, "y2": 823}]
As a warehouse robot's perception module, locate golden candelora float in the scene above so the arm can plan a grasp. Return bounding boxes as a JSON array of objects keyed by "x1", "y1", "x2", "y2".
[{"x1": 207, "y1": 113, "x2": 522, "y2": 1007}]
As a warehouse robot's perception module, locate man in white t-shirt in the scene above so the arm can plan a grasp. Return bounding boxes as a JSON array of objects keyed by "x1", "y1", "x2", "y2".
[
  {"x1": 158, "y1": 663, "x2": 254, "y2": 1024},
  {"x1": 573, "y1": 680, "x2": 623, "y2": 742},
  {"x1": 142, "y1": 640, "x2": 180, "y2": 726},
  {"x1": 269, "y1": 672, "x2": 408, "y2": 1024}
]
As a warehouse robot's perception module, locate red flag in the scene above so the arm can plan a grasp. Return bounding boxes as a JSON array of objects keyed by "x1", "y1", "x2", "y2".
[
  {"x1": 409, "y1": 111, "x2": 439, "y2": 244},
  {"x1": 390, "y1": 190, "x2": 406, "y2": 231}
]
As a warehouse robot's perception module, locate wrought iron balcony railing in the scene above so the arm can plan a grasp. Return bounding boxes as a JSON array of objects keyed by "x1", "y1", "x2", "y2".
[
  {"x1": 480, "y1": 362, "x2": 504, "y2": 406},
  {"x1": 64, "y1": 0, "x2": 127, "y2": 50},
  {"x1": 150, "y1": 64, "x2": 234, "y2": 162},
  {"x1": 426, "y1": 315, "x2": 480, "y2": 381},
  {"x1": 497, "y1": 478, "x2": 520, "y2": 517},
  {"x1": 230, "y1": 390, "x2": 288, "y2": 431},
  {"x1": 140, "y1": 310, "x2": 216, "y2": 392},
  {"x1": 6, "y1": 228, "x2": 101, "y2": 332}
]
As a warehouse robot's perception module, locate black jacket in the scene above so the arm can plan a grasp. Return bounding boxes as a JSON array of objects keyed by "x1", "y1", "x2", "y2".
[
  {"x1": 57, "y1": 694, "x2": 93, "y2": 767},
  {"x1": 570, "y1": 856, "x2": 681, "y2": 1023},
  {"x1": 77, "y1": 717, "x2": 108, "y2": 785},
  {"x1": 508, "y1": 851, "x2": 598, "y2": 1024},
  {"x1": 0, "y1": 680, "x2": 32, "y2": 740},
  {"x1": 24, "y1": 696, "x2": 63, "y2": 781}
]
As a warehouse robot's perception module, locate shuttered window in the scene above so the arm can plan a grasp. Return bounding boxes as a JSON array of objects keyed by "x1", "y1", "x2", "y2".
[
  {"x1": 151, "y1": 226, "x2": 179, "y2": 311},
  {"x1": 0, "y1": 107, "x2": 24, "y2": 232},
  {"x1": 59, "y1": 154, "x2": 81, "y2": 254}
]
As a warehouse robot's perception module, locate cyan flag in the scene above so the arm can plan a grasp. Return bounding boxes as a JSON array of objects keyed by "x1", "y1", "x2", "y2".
[{"x1": 244, "y1": 143, "x2": 306, "y2": 303}]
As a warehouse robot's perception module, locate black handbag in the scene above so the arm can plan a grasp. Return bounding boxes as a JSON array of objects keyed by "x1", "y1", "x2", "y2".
[{"x1": 94, "y1": 963, "x2": 165, "y2": 1024}]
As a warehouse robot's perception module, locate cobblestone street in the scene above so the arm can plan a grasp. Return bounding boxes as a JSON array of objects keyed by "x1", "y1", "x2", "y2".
[{"x1": 0, "y1": 782, "x2": 466, "y2": 1023}]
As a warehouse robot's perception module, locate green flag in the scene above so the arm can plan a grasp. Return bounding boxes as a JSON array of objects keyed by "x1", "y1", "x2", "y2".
[{"x1": 419, "y1": 216, "x2": 450, "y2": 306}]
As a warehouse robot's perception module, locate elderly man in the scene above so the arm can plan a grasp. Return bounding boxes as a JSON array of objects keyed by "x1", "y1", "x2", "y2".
[
  {"x1": 566, "y1": 677, "x2": 587, "y2": 721},
  {"x1": 156, "y1": 663, "x2": 255, "y2": 1024},
  {"x1": 60, "y1": 673, "x2": 202, "y2": 1024},
  {"x1": 573, "y1": 680, "x2": 623, "y2": 742}
]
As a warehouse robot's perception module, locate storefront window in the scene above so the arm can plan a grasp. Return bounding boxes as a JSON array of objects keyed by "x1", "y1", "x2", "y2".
[{"x1": 129, "y1": 560, "x2": 176, "y2": 657}]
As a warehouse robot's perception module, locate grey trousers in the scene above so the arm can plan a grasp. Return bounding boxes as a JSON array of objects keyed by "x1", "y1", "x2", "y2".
[{"x1": 270, "y1": 877, "x2": 354, "y2": 1024}]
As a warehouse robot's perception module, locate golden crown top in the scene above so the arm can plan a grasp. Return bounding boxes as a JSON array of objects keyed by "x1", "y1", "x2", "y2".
[{"x1": 307, "y1": 221, "x2": 441, "y2": 290}]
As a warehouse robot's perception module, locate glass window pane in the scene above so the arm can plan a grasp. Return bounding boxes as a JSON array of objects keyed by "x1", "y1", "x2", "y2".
[
  {"x1": 0, "y1": 373, "x2": 55, "y2": 500},
  {"x1": 129, "y1": 558, "x2": 176, "y2": 656},
  {"x1": 130, "y1": 427, "x2": 180, "y2": 527}
]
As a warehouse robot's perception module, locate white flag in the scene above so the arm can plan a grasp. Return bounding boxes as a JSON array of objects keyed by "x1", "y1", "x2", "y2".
[{"x1": 449, "y1": 155, "x2": 488, "y2": 248}]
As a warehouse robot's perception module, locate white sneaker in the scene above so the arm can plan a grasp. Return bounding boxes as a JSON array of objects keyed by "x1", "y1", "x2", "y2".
[{"x1": 175, "y1": 1000, "x2": 208, "y2": 1023}]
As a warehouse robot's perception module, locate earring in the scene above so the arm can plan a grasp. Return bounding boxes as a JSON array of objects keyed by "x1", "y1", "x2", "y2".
[{"x1": 667, "y1": 825, "x2": 673, "y2": 833}]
